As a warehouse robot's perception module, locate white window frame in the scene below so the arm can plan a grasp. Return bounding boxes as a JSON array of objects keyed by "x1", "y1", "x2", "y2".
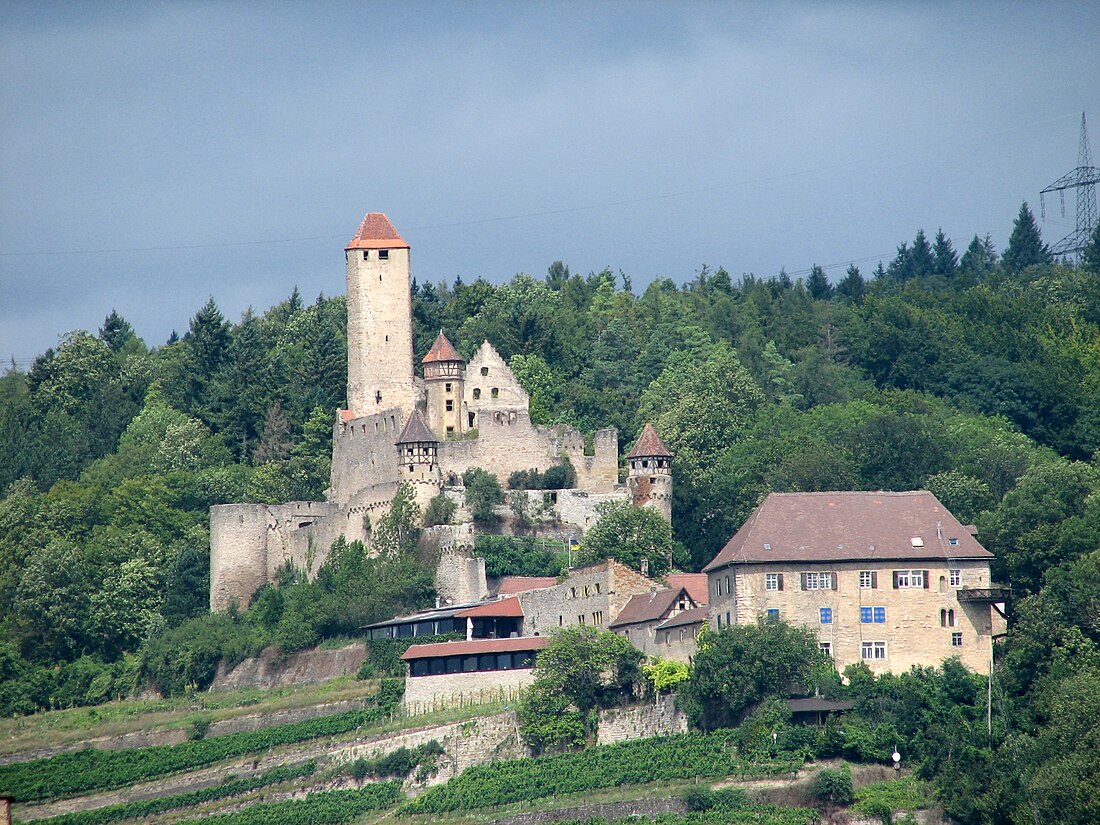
[
  {"x1": 859, "y1": 570, "x2": 875, "y2": 589},
  {"x1": 951, "y1": 632, "x2": 963, "y2": 647},
  {"x1": 765, "y1": 573, "x2": 781, "y2": 591},
  {"x1": 895, "y1": 569, "x2": 925, "y2": 589},
  {"x1": 819, "y1": 642, "x2": 832, "y2": 658},
  {"x1": 805, "y1": 571, "x2": 833, "y2": 590},
  {"x1": 861, "y1": 641, "x2": 887, "y2": 660},
  {"x1": 949, "y1": 569, "x2": 962, "y2": 587}
]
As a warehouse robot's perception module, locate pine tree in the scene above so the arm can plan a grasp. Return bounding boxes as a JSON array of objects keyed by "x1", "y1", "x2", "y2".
[
  {"x1": 1002, "y1": 202, "x2": 1052, "y2": 274},
  {"x1": 959, "y1": 234, "x2": 998, "y2": 282},
  {"x1": 98, "y1": 311, "x2": 136, "y2": 352},
  {"x1": 806, "y1": 264, "x2": 833, "y2": 300},
  {"x1": 836, "y1": 264, "x2": 866, "y2": 304},
  {"x1": 887, "y1": 242, "x2": 912, "y2": 281},
  {"x1": 909, "y1": 230, "x2": 935, "y2": 279},
  {"x1": 873, "y1": 261, "x2": 887, "y2": 280},
  {"x1": 931, "y1": 229, "x2": 958, "y2": 278}
]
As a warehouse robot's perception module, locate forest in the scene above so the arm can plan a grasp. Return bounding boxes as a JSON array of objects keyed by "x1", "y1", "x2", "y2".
[{"x1": 1, "y1": 204, "x2": 1099, "y2": 822}]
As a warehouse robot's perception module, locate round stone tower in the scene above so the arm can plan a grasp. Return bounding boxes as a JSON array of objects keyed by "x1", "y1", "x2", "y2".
[
  {"x1": 422, "y1": 331, "x2": 465, "y2": 439},
  {"x1": 395, "y1": 408, "x2": 442, "y2": 513},
  {"x1": 627, "y1": 422, "x2": 673, "y2": 523},
  {"x1": 344, "y1": 213, "x2": 419, "y2": 418}
]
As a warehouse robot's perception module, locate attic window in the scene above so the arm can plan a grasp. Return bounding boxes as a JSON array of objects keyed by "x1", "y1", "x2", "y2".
[
  {"x1": 491, "y1": 388, "x2": 499, "y2": 398},
  {"x1": 763, "y1": 543, "x2": 772, "y2": 550},
  {"x1": 910, "y1": 537, "x2": 924, "y2": 547},
  {"x1": 379, "y1": 249, "x2": 389, "y2": 260},
  {"x1": 948, "y1": 538, "x2": 959, "y2": 546},
  {"x1": 481, "y1": 367, "x2": 489, "y2": 376}
]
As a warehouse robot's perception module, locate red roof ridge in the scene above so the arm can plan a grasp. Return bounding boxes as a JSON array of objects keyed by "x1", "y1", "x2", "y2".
[
  {"x1": 402, "y1": 636, "x2": 548, "y2": 660},
  {"x1": 346, "y1": 213, "x2": 409, "y2": 250},
  {"x1": 423, "y1": 331, "x2": 464, "y2": 364},
  {"x1": 628, "y1": 423, "x2": 672, "y2": 458}
]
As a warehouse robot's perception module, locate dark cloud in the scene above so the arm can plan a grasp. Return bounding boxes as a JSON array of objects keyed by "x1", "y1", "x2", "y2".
[{"x1": 2, "y1": 1, "x2": 1098, "y2": 363}]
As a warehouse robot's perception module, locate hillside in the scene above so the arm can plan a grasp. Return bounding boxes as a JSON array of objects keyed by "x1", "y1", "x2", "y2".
[{"x1": 1, "y1": 215, "x2": 1100, "y2": 823}]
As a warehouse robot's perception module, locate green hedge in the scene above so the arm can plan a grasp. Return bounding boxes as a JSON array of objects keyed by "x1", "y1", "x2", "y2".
[
  {"x1": 552, "y1": 809, "x2": 815, "y2": 825},
  {"x1": 357, "y1": 635, "x2": 464, "y2": 679},
  {"x1": 0, "y1": 701, "x2": 396, "y2": 803},
  {"x1": 174, "y1": 783, "x2": 402, "y2": 825},
  {"x1": 36, "y1": 761, "x2": 317, "y2": 825},
  {"x1": 404, "y1": 732, "x2": 801, "y2": 813}
]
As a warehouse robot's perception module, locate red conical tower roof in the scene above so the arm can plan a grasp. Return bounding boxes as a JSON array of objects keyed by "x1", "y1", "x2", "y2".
[
  {"x1": 627, "y1": 423, "x2": 672, "y2": 458},
  {"x1": 422, "y1": 331, "x2": 464, "y2": 364},
  {"x1": 346, "y1": 213, "x2": 409, "y2": 250}
]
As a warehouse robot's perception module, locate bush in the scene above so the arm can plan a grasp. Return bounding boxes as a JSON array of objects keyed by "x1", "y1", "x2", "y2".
[
  {"x1": 476, "y1": 533, "x2": 566, "y2": 578},
  {"x1": 463, "y1": 468, "x2": 504, "y2": 522},
  {"x1": 507, "y1": 460, "x2": 576, "y2": 490},
  {"x1": 356, "y1": 634, "x2": 463, "y2": 679},
  {"x1": 423, "y1": 494, "x2": 457, "y2": 526},
  {"x1": 812, "y1": 764, "x2": 854, "y2": 805}
]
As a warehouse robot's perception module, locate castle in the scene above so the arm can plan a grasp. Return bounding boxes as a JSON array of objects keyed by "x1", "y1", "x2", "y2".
[{"x1": 209, "y1": 214, "x2": 673, "y2": 612}]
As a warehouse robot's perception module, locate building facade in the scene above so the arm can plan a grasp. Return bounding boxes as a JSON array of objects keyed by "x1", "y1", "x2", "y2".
[{"x1": 703, "y1": 491, "x2": 1008, "y2": 675}]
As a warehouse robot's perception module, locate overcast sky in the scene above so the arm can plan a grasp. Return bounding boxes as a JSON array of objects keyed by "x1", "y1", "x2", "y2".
[{"x1": 2, "y1": 1, "x2": 1098, "y2": 366}]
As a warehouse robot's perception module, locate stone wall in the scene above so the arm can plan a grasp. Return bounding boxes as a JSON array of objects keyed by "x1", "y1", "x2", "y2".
[
  {"x1": 491, "y1": 799, "x2": 686, "y2": 825},
  {"x1": 333, "y1": 711, "x2": 527, "y2": 787},
  {"x1": 330, "y1": 408, "x2": 406, "y2": 505},
  {"x1": 596, "y1": 694, "x2": 688, "y2": 745},
  {"x1": 211, "y1": 644, "x2": 368, "y2": 691},
  {"x1": 402, "y1": 668, "x2": 535, "y2": 715},
  {"x1": 709, "y1": 560, "x2": 997, "y2": 674}
]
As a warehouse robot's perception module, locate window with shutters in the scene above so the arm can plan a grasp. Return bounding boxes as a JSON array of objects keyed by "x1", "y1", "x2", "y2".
[
  {"x1": 893, "y1": 569, "x2": 927, "y2": 589},
  {"x1": 819, "y1": 607, "x2": 832, "y2": 624},
  {"x1": 766, "y1": 608, "x2": 780, "y2": 621},
  {"x1": 801, "y1": 571, "x2": 834, "y2": 590},
  {"x1": 859, "y1": 570, "x2": 878, "y2": 589},
  {"x1": 765, "y1": 573, "x2": 783, "y2": 591}
]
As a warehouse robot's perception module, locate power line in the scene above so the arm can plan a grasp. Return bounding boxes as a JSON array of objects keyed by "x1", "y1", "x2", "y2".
[{"x1": 0, "y1": 112, "x2": 1081, "y2": 260}]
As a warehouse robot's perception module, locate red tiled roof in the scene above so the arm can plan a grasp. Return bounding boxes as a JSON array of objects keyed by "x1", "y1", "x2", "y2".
[
  {"x1": 609, "y1": 587, "x2": 695, "y2": 628},
  {"x1": 339, "y1": 409, "x2": 354, "y2": 423},
  {"x1": 346, "y1": 213, "x2": 409, "y2": 250},
  {"x1": 656, "y1": 605, "x2": 709, "y2": 630},
  {"x1": 395, "y1": 409, "x2": 438, "y2": 445},
  {"x1": 496, "y1": 576, "x2": 558, "y2": 596},
  {"x1": 402, "y1": 636, "x2": 549, "y2": 660},
  {"x1": 455, "y1": 597, "x2": 523, "y2": 618},
  {"x1": 703, "y1": 491, "x2": 994, "y2": 573},
  {"x1": 665, "y1": 573, "x2": 708, "y2": 606},
  {"x1": 423, "y1": 331, "x2": 464, "y2": 364},
  {"x1": 627, "y1": 423, "x2": 672, "y2": 459}
]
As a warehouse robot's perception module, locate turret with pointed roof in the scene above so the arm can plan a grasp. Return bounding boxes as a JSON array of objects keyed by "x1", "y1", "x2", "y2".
[
  {"x1": 422, "y1": 330, "x2": 466, "y2": 439},
  {"x1": 627, "y1": 423, "x2": 673, "y2": 524},
  {"x1": 395, "y1": 408, "x2": 442, "y2": 512},
  {"x1": 345, "y1": 213, "x2": 418, "y2": 417}
]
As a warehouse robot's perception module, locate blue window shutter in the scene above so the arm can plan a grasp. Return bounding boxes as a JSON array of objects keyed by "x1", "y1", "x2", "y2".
[
  {"x1": 874, "y1": 607, "x2": 886, "y2": 623},
  {"x1": 820, "y1": 607, "x2": 832, "y2": 624},
  {"x1": 860, "y1": 607, "x2": 872, "y2": 623}
]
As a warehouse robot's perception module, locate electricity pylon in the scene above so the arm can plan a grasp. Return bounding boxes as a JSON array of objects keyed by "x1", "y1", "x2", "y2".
[{"x1": 1040, "y1": 113, "x2": 1100, "y2": 263}]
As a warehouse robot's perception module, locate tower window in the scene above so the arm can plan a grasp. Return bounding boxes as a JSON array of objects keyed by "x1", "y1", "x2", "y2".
[
  {"x1": 446, "y1": 400, "x2": 454, "y2": 411},
  {"x1": 481, "y1": 367, "x2": 489, "y2": 376},
  {"x1": 375, "y1": 391, "x2": 382, "y2": 404},
  {"x1": 445, "y1": 382, "x2": 452, "y2": 393},
  {"x1": 491, "y1": 388, "x2": 499, "y2": 398},
  {"x1": 363, "y1": 250, "x2": 369, "y2": 260},
  {"x1": 473, "y1": 388, "x2": 481, "y2": 399},
  {"x1": 379, "y1": 249, "x2": 389, "y2": 260}
]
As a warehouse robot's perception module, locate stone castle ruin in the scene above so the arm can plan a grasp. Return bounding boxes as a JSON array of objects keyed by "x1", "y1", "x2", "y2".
[{"x1": 210, "y1": 213, "x2": 672, "y2": 612}]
